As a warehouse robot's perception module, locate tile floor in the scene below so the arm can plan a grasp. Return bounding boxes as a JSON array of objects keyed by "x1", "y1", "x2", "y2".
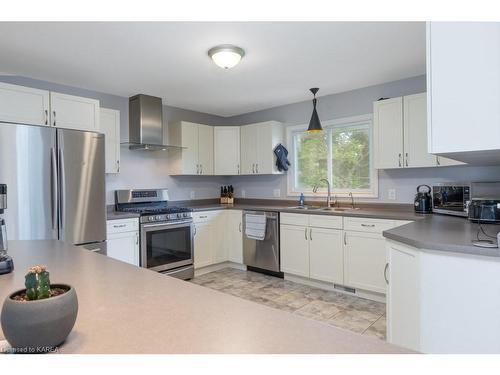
[{"x1": 191, "y1": 267, "x2": 386, "y2": 340}]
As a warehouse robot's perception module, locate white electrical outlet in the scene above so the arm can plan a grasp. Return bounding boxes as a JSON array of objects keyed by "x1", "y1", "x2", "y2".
[
  {"x1": 190, "y1": 191, "x2": 195, "y2": 199},
  {"x1": 273, "y1": 189, "x2": 281, "y2": 198},
  {"x1": 388, "y1": 189, "x2": 396, "y2": 200},
  {"x1": 241, "y1": 190, "x2": 246, "y2": 198}
]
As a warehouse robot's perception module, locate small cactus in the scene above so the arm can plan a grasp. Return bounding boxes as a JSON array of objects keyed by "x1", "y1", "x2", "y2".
[{"x1": 24, "y1": 265, "x2": 51, "y2": 300}]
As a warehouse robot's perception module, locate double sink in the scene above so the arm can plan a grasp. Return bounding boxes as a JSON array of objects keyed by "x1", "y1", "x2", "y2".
[{"x1": 287, "y1": 205, "x2": 360, "y2": 212}]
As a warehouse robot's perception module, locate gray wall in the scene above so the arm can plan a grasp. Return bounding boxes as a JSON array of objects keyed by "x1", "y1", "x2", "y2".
[
  {"x1": 225, "y1": 75, "x2": 500, "y2": 203},
  {"x1": 4, "y1": 74, "x2": 500, "y2": 205},
  {"x1": 0, "y1": 75, "x2": 230, "y2": 204}
]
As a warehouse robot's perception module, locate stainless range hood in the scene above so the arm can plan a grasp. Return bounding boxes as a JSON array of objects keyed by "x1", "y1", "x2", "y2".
[{"x1": 122, "y1": 94, "x2": 183, "y2": 151}]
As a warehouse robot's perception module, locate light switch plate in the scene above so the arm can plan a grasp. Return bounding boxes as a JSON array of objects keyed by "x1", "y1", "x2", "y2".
[
  {"x1": 190, "y1": 191, "x2": 195, "y2": 199},
  {"x1": 273, "y1": 189, "x2": 281, "y2": 198},
  {"x1": 388, "y1": 189, "x2": 396, "y2": 200}
]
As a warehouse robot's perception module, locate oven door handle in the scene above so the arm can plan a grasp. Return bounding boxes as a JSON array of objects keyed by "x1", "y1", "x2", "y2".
[{"x1": 142, "y1": 220, "x2": 193, "y2": 229}]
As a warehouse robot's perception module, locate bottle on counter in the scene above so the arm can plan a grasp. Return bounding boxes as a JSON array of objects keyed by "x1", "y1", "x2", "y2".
[{"x1": 299, "y1": 193, "x2": 305, "y2": 207}]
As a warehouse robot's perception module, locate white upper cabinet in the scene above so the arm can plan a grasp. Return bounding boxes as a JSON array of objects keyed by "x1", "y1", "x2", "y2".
[
  {"x1": 403, "y1": 93, "x2": 436, "y2": 168},
  {"x1": 240, "y1": 121, "x2": 283, "y2": 175},
  {"x1": 0, "y1": 82, "x2": 50, "y2": 126},
  {"x1": 374, "y1": 97, "x2": 404, "y2": 169},
  {"x1": 197, "y1": 124, "x2": 214, "y2": 175},
  {"x1": 374, "y1": 92, "x2": 463, "y2": 169},
  {"x1": 50, "y1": 92, "x2": 100, "y2": 131},
  {"x1": 169, "y1": 121, "x2": 214, "y2": 175},
  {"x1": 100, "y1": 108, "x2": 121, "y2": 174},
  {"x1": 214, "y1": 126, "x2": 240, "y2": 175},
  {"x1": 427, "y1": 22, "x2": 500, "y2": 164}
]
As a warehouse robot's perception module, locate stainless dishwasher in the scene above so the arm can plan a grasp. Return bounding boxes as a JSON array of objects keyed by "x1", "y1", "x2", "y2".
[{"x1": 242, "y1": 210, "x2": 281, "y2": 275}]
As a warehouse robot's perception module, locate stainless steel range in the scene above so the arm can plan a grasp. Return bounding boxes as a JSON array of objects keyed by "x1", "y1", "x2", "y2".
[{"x1": 115, "y1": 189, "x2": 194, "y2": 280}]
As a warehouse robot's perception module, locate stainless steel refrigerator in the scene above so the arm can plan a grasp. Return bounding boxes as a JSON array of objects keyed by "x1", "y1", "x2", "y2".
[{"x1": 0, "y1": 122, "x2": 106, "y2": 251}]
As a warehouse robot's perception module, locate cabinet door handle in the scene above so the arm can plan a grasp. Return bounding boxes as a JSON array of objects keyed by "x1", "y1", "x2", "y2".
[
  {"x1": 304, "y1": 227, "x2": 308, "y2": 240},
  {"x1": 237, "y1": 164, "x2": 240, "y2": 174},
  {"x1": 344, "y1": 231, "x2": 347, "y2": 245},
  {"x1": 309, "y1": 228, "x2": 312, "y2": 240},
  {"x1": 436, "y1": 156, "x2": 441, "y2": 166},
  {"x1": 361, "y1": 223, "x2": 375, "y2": 227},
  {"x1": 239, "y1": 222, "x2": 242, "y2": 232},
  {"x1": 44, "y1": 110, "x2": 48, "y2": 125},
  {"x1": 200, "y1": 164, "x2": 203, "y2": 174},
  {"x1": 199, "y1": 215, "x2": 208, "y2": 219},
  {"x1": 117, "y1": 160, "x2": 120, "y2": 173},
  {"x1": 384, "y1": 263, "x2": 389, "y2": 285},
  {"x1": 113, "y1": 224, "x2": 126, "y2": 228},
  {"x1": 136, "y1": 233, "x2": 139, "y2": 245},
  {"x1": 398, "y1": 153, "x2": 402, "y2": 167},
  {"x1": 256, "y1": 163, "x2": 259, "y2": 174},
  {"x1": 405, "y1": 152, "x2": 409, "y2": 167},
  {"x1": 194, "y1": 225, "x2": 197, "y2": 236},
  {"x1": 53, "y1": 110, "x2": 56, "y2": 126},
  {"x1": 196, "y1": 164, "x2": 199, "y2": 174},
  {"x1": 252, "y1": 163, "x2": 255, "y2": 174}
]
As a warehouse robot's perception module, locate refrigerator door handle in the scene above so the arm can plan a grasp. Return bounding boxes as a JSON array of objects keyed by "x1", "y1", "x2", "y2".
[
  {"x1": 58, "y1": 148, "x2": 66, "y2": 231},
  {"x1": 50, "y1": 148, "x2": 58, "y2": 230}
]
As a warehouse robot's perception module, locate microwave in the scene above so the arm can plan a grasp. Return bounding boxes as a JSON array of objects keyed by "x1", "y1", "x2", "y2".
[{"x1": 432, "y1": 183, "x2": 471, "y2": 217}]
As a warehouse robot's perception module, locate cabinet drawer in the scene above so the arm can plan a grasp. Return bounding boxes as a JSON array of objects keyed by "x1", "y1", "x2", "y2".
[
  {"x1": 343, "y1": 217, "x2": 395, "y2": 233},
  {"x1": 193, "y1": 210, "x2": 220, "y2": 223},
  {"x1": 309, "y1": 214, "x2": 343, "y2": 229},
  {"x1": 280, "y1": 212, "x2": 309, "y2": 226},
  {"x1": 107, "y1": 219, "x2": 139, "y2": 234}
]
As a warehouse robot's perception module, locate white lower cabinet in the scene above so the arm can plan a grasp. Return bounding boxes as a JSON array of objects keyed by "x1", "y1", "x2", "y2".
[
  {"x1": 280, "y1": 224, "x2": 310, "y2": 277},
  {"x1": 343, "y1": 231, "x2": 387, "y2": 294},
  {"x1": 386, "y1": 240, "x2": 420, "y2": 351},
  {"x1": 226, "y1": 210, "x2": 243, "y2": 264},
  {"x1": 280, "y1": 213, "x2": 344, "y2": 283},
  {"x1": 309, "y1": 227, "x2": 344, "y2": 284},
  {"x1": 194, "y1": 220, "x2": 215, "y2": 269},
  {"x1": 106, "y1": 219, "x2": 140, "y2": 266},
  {"x1": 193, "y1": 210, "x2": 243, "y2": 269}
]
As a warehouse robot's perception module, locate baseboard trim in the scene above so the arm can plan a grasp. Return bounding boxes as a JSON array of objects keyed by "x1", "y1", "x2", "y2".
[{"x1": 194, "y1": 261, "x2": 246, "y2": 276}]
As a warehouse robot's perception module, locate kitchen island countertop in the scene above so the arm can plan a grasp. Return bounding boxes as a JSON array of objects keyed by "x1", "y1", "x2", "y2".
[{"x1": 0, "y1": 240, "x2": 411, "y2": 354}]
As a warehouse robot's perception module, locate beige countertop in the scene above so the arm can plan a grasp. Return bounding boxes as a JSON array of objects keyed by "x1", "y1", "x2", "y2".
[{"x1": 0, "y1": 240, "x2": 411, "y2": 354}]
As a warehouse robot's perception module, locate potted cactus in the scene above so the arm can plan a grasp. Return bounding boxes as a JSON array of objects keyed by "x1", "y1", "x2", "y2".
[{"x1": 1, "y1": 265, "x2": 78, "y2": 353}]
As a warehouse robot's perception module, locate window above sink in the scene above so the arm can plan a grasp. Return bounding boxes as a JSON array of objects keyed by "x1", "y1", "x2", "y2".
[{"x1": 286, "y1": 114, "x2": 378, "y2": 198}]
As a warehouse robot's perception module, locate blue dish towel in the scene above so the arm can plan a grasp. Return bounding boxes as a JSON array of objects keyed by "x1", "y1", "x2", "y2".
[{"x1": 274, "y1": 144, "x2": 291, "y2": 172}]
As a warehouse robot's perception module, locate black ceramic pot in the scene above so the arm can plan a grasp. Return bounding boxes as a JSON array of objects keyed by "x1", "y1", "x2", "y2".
[{"x1": 1, "y1": 284, "x2": 78, "y2": 353}]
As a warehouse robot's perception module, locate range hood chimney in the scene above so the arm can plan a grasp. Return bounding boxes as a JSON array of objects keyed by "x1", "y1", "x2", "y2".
[{"x1": 126, "y1": 94, "x2": 180, "y2": 151}]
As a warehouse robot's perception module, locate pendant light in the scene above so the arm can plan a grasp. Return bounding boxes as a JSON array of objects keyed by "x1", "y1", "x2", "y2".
[{"x1": 307, "y1": 87, "x2": 323, "y2": 133}]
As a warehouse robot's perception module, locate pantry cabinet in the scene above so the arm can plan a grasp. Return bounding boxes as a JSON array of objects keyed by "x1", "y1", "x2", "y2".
[
  {"x1": 214, "y1": 126, "x2": 240, "y2": 175},
  {"x1": 0, "y1": 82, "x2": 100, "y2": 131},
  {"x1": 240, "y1": 121, "x2": 283, "y2": 175},
  {"x1": 106, "y1": 219, "x2": 140, "y2": 266},
  {"x1": 0, "y1": 82, "x2": 50, "y2": 126},
  {"x1": 427, "y1": 22, "x2": 500, "y2": 164},
  {"x1": 374, "y1": 92, "x2": 463, "y2": 169},
  {"x1": 169, "y1": 121, "x2": 214, "y2": 175},
  {"x1": 100, "y1": 108, "x2": 120, "y2": 174}
]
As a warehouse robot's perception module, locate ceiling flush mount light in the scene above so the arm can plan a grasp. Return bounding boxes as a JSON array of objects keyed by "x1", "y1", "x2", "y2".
[
  {"x1": 208, "y1": 44, "x2": 245, "y2": 69},
  {"x1": 307, "y1": 88, "x2": 323, "y2": 133}
]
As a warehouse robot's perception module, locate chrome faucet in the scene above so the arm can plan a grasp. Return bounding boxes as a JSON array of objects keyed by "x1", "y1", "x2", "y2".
[
  {"x1": 313, "y1": 178, "x2": 335, "y2": 208},
  {"x1": 348, "y1": 192, "x2": 355, "y2": 209}
]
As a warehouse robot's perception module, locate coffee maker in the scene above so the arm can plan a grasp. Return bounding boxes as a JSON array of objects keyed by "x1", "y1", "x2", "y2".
[{"x1": 0, "y1": 184, "x2": 14, "y2": 274}]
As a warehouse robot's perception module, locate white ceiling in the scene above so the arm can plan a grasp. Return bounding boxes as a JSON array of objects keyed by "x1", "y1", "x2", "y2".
[{"x1": 0, "y1": 22, "x2": 426, "y2": 117}]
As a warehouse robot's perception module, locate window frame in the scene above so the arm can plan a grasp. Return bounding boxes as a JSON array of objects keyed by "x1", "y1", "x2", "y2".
[{"x1": 286, "y1": 114, "x2": 378, "y2": 198}]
